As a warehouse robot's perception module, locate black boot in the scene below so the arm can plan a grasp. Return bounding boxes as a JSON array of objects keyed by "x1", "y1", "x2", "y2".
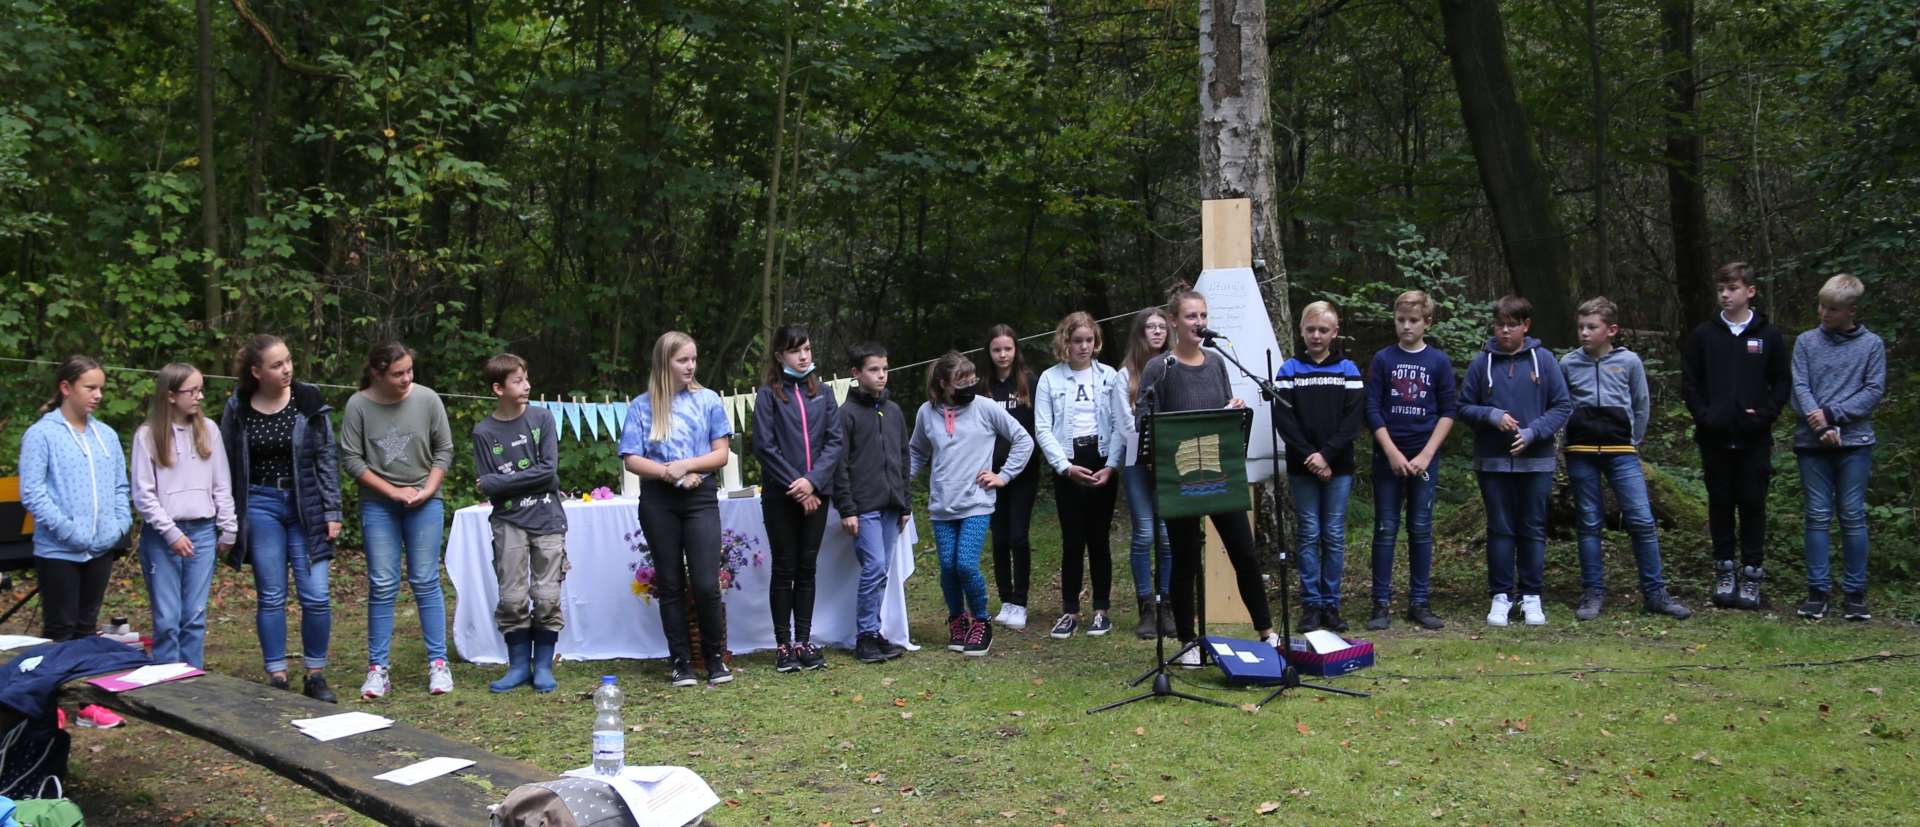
[
  {"x1": 1134, "y1": 598, "x2": 1158, "y2": 640},
  {"x1": 1710, "y1": 560, "x2": 1738, "y2": 608}
]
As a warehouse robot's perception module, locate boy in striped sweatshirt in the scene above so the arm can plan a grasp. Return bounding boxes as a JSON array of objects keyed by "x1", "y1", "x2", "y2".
[
  {"x1": 1561, "y1": 297, "x2": 1690, "y2": 621},
  {"x1": 1274, "y1": 302, "x2": 1366, "y2": 633}
]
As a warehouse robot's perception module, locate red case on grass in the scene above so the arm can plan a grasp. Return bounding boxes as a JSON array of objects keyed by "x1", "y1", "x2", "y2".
[{"x1": 1283, "y1": 637, "x2": 1374, "y2": 677}]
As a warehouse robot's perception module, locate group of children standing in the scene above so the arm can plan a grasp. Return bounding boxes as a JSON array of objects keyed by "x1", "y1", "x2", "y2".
[{"x1": 12, "y1": 264, "x2": 1888, "y2": 698}]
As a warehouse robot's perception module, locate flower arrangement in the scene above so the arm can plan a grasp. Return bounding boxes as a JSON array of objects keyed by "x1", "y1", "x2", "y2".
[{"x1": 625, "y1": 526, "x2": 766, "y2": 601}]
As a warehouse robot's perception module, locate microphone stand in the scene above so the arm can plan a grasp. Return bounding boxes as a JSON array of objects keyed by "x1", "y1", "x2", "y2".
[
  {"x1": 1200, "y1": 336, "x2": 1369, "y2": 706},
  {"x1": 1088, "y1": 368, "x2": 1235, "y2": 714}
]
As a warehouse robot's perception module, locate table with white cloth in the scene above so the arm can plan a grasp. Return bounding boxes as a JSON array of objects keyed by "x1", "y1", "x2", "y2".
[{"x1": 446, "y1": 494, "x2": 918, "y2": 664}]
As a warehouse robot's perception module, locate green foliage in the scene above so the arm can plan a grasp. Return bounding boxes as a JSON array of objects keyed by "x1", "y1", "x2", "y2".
[{"x1": 1317, "y1": 222, "x2": 1484, "y2": 361}]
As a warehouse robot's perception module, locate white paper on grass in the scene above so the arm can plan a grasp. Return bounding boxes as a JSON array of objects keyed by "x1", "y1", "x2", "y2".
[
  {"x1": 1193, "y1": 266, "x2": 1286, "y2": 483},
  {"x1": 375, "y1": 756, "x2": 475, "y2": 786},
  {"x1": 564, "y1": 765, "x2": 720, "y2": 827},
  {"x1": 117, "y1": 663, "x2": 198, "y2": 686},
  {"x1": 1303, "y1": 629, "x2": 1349, "y2": 655}
]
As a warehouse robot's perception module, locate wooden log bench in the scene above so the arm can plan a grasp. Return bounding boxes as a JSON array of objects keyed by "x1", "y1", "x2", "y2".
[{"x1": 62, "y1": 671, "x2": 551, "y2": 827}]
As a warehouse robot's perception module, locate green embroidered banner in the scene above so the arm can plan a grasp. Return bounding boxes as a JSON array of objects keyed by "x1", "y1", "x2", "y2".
[{"x1": 1148, "y1": 409, "x2": 1252, "y2": 518}]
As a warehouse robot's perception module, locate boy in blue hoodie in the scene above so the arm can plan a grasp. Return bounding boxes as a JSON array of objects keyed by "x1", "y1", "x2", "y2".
[
  {"x1": 1561, "y1": 298, "x2": 1690, "y2": 621},
  {"x1": 1790, "y1": 274, "x2": 1886, "y2": 622},
  {"x1": 18, "y1": 356, "x2": 132, "y2": 646},
  {"x1": 1459, "y1": 297, "x2": 1572, "y2": 627}
]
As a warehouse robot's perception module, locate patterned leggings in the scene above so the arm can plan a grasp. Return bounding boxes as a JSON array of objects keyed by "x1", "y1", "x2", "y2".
[{"x1": 933, "y1": 516, "x2": 991, "y2": 619}]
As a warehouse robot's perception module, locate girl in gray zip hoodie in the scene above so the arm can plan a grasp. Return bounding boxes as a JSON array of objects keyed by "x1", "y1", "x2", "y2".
[{"x1": 909, "y1": 352, "x2": 1033, "y2": 655}]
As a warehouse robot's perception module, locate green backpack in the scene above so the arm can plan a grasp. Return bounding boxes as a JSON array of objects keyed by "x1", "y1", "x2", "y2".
[{"x1": 10, "y1": 798, "x2": 81, "y2": 827}]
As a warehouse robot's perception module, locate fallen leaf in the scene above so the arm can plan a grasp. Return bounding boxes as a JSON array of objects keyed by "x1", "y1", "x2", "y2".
[
  {"x1": 1134, "y1": 726, "x2": 1147, "y2": 736},
  {"x1": 1258, "y1": 801, "x2": 1282, "y2": 814},
  {"x1": 851, "y1": 694, "x2": 864, "y2": 703},
  {"x1": 1150, "y1": 794, "x2": 1166, "y2": 804},
  {"x1": 1053, "y1": 807, "x2": 1068, "y2": 815},
  {"x1": 1867, "y1": 687, "x2": 1884, "y2": 697},
  {"x1": 1663, "y1": 713, "x2": 1678, "y2": 724},
  {"x1": 724, "y1": 799, "x2": 741, "y2": 807},
  {"x1": 1600, "y1": 729, "x2": 1613, "y2": 737},
  {"x1": 998, "y1": 811, "x2": 1018, "y2": 819},
  {"x1": 865, "y1": 772, "x2": 886, "y2": 784},
  {"x1": 687, "y1": 750, "x2": 704, "y2": 757},
  {"x1": 893, "y1": 698, "x2": 908, "y2": 707},
  {"x1": 881, "y1": 677, "x2": 896, "y2": 687},
  {"x1": 1010, "y1": 710, "x2": 1025, "y2": 717},
  {"x1": 1296, "y1": 721, "x2": 1313, "y2": 736},
  {"x1": 900, "y1": 711, "x2": 913, "y2": 719}
]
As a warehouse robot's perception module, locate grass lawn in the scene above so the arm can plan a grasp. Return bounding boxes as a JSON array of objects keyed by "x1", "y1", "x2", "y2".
[{"x1": 33, "y1": 486, "x2": 1920, "y2": 826}]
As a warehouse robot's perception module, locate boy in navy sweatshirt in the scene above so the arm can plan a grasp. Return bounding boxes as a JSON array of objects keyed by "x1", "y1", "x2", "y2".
[
  {"x1": 1274, "y1": 301, "x2": 1366, "y2": 633},
  {"x1": 1560, "y1": 298, "x2": 1690, "y2": 622},
  {"x1": 1364, "y1": 290, "x2": 1456, "y2": 631},
  {"x1": 1790, "y1": 275, "x2": 1886, "y2": 621},
  {"x1": 1459, "y1": 296, "x2": 1572, "y2": 627},
  {"x1": 1681, "y1": 262, "x2": 1790, "y2": 610}
]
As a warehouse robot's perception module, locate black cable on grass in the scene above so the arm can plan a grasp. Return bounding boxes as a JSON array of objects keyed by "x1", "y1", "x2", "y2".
[{"x1": 1364, "y1": 651, "x2": 1920, "y2": 682}]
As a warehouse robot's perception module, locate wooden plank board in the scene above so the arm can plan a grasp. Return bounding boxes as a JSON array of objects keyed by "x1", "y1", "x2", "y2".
[
  {"x1": 1201, "y1": 501, "x2": 1255, "y2": 626},
  {"x1": 1200, "y1": 199, "x2": 1252, "y2": 270},
  {"x1": 64, "y1": 672, "x2": 551, "y2": 827}
]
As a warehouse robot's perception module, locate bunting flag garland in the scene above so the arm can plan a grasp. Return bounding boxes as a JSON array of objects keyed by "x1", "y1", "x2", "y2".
[
  {"x1": 830, "y1": 377, "x2": 852, "y2": 405},
  {"x1": 560, "y1": 401, "x2": 586, "y2": 442},
  {"x1": 600, "y1": 402, "x2": 624, "y2": 437},
  {"x1": 530, "y1": 400, "x2": 564, "y2": 441},
  {"x1": 580, "y1": 398, "x2": 602, "y2": 440}
]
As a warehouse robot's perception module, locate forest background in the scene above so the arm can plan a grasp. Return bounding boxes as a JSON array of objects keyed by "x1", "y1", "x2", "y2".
[{"x1": 2, "y1": 0, "x2": 1916, "y2": 583}]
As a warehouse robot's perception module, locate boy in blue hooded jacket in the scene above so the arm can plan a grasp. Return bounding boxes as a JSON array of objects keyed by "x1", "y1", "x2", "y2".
[{"x1": 1459, "y1": 297, "x2": 1572, "y2": 627}]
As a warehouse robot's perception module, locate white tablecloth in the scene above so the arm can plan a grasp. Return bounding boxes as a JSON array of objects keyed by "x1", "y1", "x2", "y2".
[{"x1": 447, "y1": 495, "x2": 918, "y2": 664}]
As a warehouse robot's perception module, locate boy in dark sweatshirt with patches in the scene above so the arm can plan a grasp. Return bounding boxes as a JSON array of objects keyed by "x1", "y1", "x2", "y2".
[
  {"x1": 1681, "y1": 262, "x2": 1790, "y2": 610},
  {"x1": 1459, "y1": 296, "x2": 1572, "y2": 628}
]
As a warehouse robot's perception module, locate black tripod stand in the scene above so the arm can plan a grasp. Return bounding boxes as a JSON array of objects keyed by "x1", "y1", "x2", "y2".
[
  {"x1": 1201, "y1": 338, "x2": 1370, "y2": 708},
  {"x1": 1089, "y1": 382, "x2": 1236, "y2": 714}
]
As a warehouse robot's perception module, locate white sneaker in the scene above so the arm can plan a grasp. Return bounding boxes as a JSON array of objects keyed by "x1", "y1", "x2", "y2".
[
  {"x1": 1176, "y1": 646, "x2": 1203, "y2": 669},
  {"x1": 1261, "y1": 631, "x2": 1283, "y2": 651},
  {"x1": 1486, "y1": 594, "x2": 1513, "y2": 627},
  {"x1": 1004, "y1": 605, "x2": 1027, "y2": 630},
  {"x1": 360, "y1": 664, "x2": 392, "y2": 699},
  {"x1": 1520, "y1": 595, "x2": 1547, "y2": 626},
  {"x1": 991, "y1": 604, "x2": 1011, "y2": 624},
  {"x1": 428, "y1": 659, "x2": 453, "y2": 695}
]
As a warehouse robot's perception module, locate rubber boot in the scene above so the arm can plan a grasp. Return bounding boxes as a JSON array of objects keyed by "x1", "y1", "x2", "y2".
[
  {"x1": 489, "y1": 629, "x2": 533, "y2": 693},
  {"x1": 530, "y1": 628, "x2": 560, "y2": 694},
  {"x1": 1157, "y1": 601, "x2": 1177, "y2": 637}
]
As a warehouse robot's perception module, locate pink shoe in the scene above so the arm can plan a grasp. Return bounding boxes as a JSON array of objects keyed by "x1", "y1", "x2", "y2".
[{"x1": 76, "y1": 704, "x2": 124, "y2": 729}]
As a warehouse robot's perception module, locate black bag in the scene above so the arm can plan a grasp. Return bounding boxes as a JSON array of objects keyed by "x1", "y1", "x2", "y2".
[{"x1": 0, "y1": 716, "x2": 69, "y2": 800}]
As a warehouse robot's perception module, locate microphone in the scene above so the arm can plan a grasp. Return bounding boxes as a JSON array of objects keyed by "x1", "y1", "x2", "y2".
[
  {"x1": 1197, "y1": 327, "x2": 1228, "y2": 341},
  {"x1": 1162, "y1": 352, "x2": 1177, "y2": 368}
]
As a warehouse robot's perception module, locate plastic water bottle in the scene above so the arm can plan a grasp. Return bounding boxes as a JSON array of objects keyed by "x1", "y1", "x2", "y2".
[{"x1": 591, "y1": 676, "x2": 625, "y2": 776}]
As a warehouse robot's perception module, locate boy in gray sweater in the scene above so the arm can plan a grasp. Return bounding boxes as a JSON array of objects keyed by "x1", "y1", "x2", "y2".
[
  {"x1": 470, "y1": 354, "x2": 568, "y2": 692},
  {"x1": 1790, "y1": 275, "x2": 1886, "y2": 621},
  {"x1": 908, "y1": 352, "x2": 1033, "y2": 656}
]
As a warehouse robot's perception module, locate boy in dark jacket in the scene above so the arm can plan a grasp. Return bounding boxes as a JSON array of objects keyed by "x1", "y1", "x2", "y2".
[
  {"x1": 1459, "y1": 296, "x2": 1572, "y2": 628},
  {"x1": 1790, "y1": 274, "x2": 1886, "y2": 621},
  {"x1": 1561, "y1": 298, "x2": 1690, "y2": 622},
  {"x1": 470, "y1": 354, "x2": 567, "y2": 694},
  {"x1": 832, "y1": 343, "x2": 911, "y2": 663},
  {"x1": 1681, "y1": 262, "x2": 1790, "y2": 610},
  {"x1": 1273, "y1": 301, "x2": 1366, "y2": 633}
]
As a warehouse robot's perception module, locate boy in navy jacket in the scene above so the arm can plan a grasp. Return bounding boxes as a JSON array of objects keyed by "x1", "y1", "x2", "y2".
[{"x1": 1459, "y1": 296, "x2": 1572, "y2": 627}]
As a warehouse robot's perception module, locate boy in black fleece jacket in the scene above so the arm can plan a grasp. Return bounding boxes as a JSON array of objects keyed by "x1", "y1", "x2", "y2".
[
  {"x1": 1681, "y1": 262, "x2": 1790, "y2": 610},
  {"x1": 831, "y1": 343, "x2": 911, "y2": 663}
]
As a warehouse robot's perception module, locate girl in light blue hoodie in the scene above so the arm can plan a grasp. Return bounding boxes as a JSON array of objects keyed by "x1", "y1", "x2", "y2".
[{"x1": 18, "y1": 355, "x2": 132, "y2": 642}]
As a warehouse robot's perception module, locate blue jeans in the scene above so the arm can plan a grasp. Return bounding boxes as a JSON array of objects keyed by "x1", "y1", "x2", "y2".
[
  {"x1": 1799, "y1": 447, "x2": 1873, "y2": 595},
  {"x1": 1478, "y1": 471, "x2": 1553, "y2": 598},
  {"x1": 1291, "y1": 473, "x2": 1354, "y2": 608},
  {"x1": 362, "y1": 495, "x2": 447, "y2": 666},
  {"x1": 140, "y1": 518, "x2": 219, "y2": 667},
  {"x1": 248, "y1": 486, "x2": 332, "y2": 673},
  {"x1": 1122, "y1": 463, "x2": 1172, "y2": 598},
  {"x1": 1370, "y1": 453, "x2": 1438, "y2": 605},
  {"x1": 853, "y1": 510, "x2": 901, "y2": 635},
  {"x1": 932, "y1": 515, "x2": 990, "y2": 619},
  {"x1": 1566, "y1": 453, "x2": 1666, "y2": 596}
]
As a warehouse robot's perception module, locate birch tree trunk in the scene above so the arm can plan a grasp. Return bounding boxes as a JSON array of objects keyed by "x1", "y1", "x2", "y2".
[{"x1": 1199, "y1": 0, "x2": 1293, "y2": 578}]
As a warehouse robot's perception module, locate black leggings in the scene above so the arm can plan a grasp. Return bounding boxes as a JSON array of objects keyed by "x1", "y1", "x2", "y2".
[
  {"x1": 1055, "y1": 441, "x2": 1119, "y2": 613},
  {"x1": 990, "y1": 467, "x2": 1039, "y2": 607},
  {"x1": 1165, "y1": 511, "x2": 1272, "y2": 641},
  {"x1": 1700, "y1": 442, "x2": 1771, "y2": 566},
  {"x1": 763, "y1": 492, "x2": 827, "y2": 644},
  {"x1": 637, "y1": 479, "x2": 725, "y2": 663},
  {"x1": 38, "y1": 554, "x2": 115, "y2": 642}
]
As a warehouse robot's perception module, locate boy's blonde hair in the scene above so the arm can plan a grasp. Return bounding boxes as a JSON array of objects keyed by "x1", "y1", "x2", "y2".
[
  {"x1": 1300, "y1": 301, "x2": 1339, "y2": 326},
  {"x1": 1818, "y1": 274, "x2": 1865, "y2": 309},
  {"x1": 1576, "y1": 296, "x2": 1618, "y2": 326},
  {"x1": 1393, "y1": 290, "x2": 1434, "y2": 321}
]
